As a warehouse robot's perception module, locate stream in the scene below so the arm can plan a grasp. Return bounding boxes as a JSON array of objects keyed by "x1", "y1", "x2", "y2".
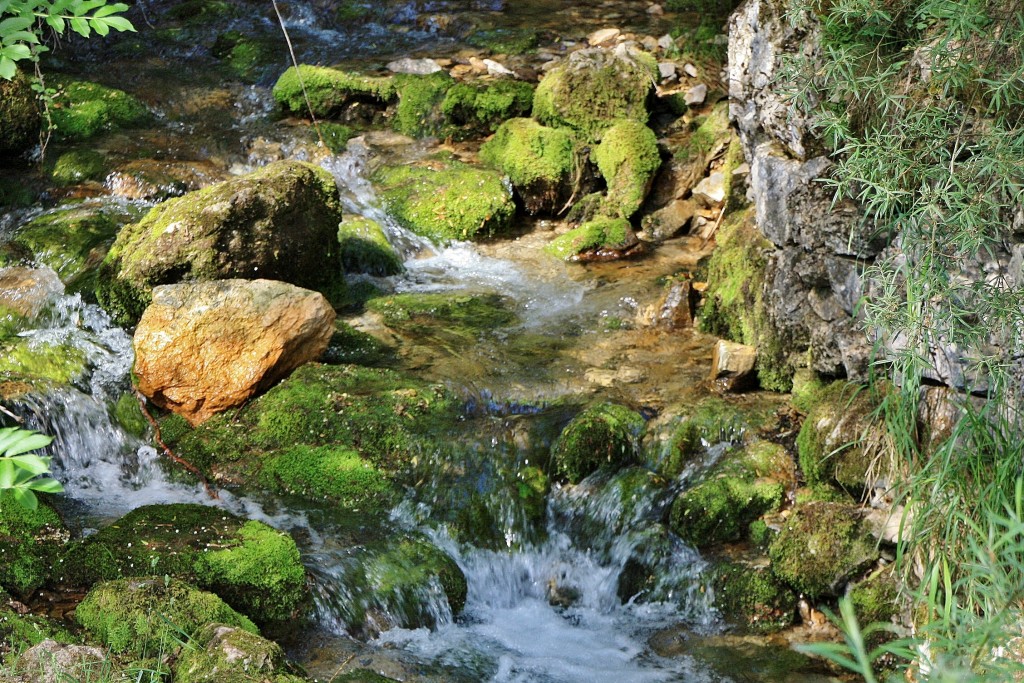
[{"x1": 1, "y1": 0, "x2": 846, "y2": 680}]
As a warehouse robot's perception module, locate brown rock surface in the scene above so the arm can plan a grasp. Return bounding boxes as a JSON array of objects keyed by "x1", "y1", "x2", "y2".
[{"x1": 134, "y1": 279, "x2": 335, "y2": 425}]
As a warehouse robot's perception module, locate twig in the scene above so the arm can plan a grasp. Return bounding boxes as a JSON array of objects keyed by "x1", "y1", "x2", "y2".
[
  {"x1": 271, "y1": 0, "x2": 326, "y2": 148},
  {"x1": 328, "y1": 653, "x2": 357, "y2": 682},
  {"x1": 134, "y1": 390, "x2": 218, "y2": 500},
  {"x1": 699, "y1": 205, "x2": 728, "y2": 249},
  {"x1": 0, "y1": 403, "x2": 24, "y2": 423}
]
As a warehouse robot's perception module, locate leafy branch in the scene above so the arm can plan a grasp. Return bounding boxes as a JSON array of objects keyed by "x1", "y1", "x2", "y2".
[{"x1": 0, "y1": 426, "x2": 63, "y2": 510}]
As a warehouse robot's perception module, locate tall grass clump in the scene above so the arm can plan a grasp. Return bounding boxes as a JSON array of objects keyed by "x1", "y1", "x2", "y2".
[{"x1": 781, "y1": 0, "x2": 1024, "y2": 678}]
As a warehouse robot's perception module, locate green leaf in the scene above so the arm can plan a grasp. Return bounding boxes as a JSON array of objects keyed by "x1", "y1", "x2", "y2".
[
  {"x1": 9, "y1": 453, "x2": 52, "y2": 475},
  {"x1": 69, "y1": 16, "x2": 89, "y2": 36},
  {"x1": 0, "y1": 458, "x2": 15, "y2": 488},
  {"x1": 28, "y1": 477, "x2": 64, "y2": 494},
  {"x1": 0, "y1": 428, "x2": 53, "y2": 456},
  {"x1": 96, "y1": 15, "x2": 132, "y2": 31},
  {"x1": 11, "y1": 487, "x2": 38, "y2": 510},
  {"x1": 0, "y1": 56, "x2": 14, "y2": 80},
  {"x1": 0, "y1": 15, "x2": 34, "y2": 33}
]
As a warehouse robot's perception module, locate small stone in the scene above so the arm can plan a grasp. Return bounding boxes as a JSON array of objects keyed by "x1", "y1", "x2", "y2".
[
  {"x1": 693, "y1": 171, "x2": 726, "y2": 206},
  {"x1": 483, "y1": 58, "x2": 516, "y2": 77},
  {"x1": 468, "y1": 56, "x2": 489, "y2": 73},
  {"x1": 647, "y1": 3, "x2": 664, "y2": 15},
  {"x1": 710, "y1": 339, "x2": 757, "y2": 391},
  {"x1": 639, "y1": 198, "x2": 696, "y2": 241},
  {"x1": 684, "y1": 83, "x2": 707, "y2": 106},
  {"x1": 655, "y1": 280, "x2": 695, "y2": 329},
  {"x1": 683, "y1": 63, "x2": 698, "y2": 77},
  {"x1": 641, "y1": 36, "x2": 659, "y2": 52},
  {"x1": 15, "y1": 641, "x2": 106, "y2": 683},
  {"x1": 386, "y1": 57, "x2": 443, "y2": 75},
  {"x1": 658, "y1": 62, "x2": 677, "y2": 80},
  {"x1": 588, "y1": 28, "x2": 621, "y2": 46},
  {"x1": 657, "y1": 34, "x2": 675, "y2": 51},
  {"x1": 732, "y1": 162, "x2": 751, "y2": 176}
]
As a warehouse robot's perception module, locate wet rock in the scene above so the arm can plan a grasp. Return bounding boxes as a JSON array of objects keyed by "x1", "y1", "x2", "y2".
[
  {"x1": 550, "y1": 402, "x2": 645, "y2": 483},
  {"x1": 61, "y1": 503, "x2": 308, "y2": 626},
  {"x1": 0, "y1": 267, "x2": 62, "y2": 318},
  {"x1": 546, "y1": 216, "x2": 643, "y2": 262},
  {"x1": 174, "y1": 623, "x2": 298, "y2": 683},
  {"x1": 97, "y1": 160, "x2": 346, "y2": 326},
  {"x1": 338, "y1": 215, "x2": 404, "y2": 276},
  {"x1": 588, "y1": 28, "x2": 621, "y2": 46},
  {"x1": 654, "y1": 279, "x2": 695, "y2": 329},
  {"x1": 104, "y1": 159, "x2": 224, "y2": 201},
  {"x1": 594, "y1": 119, "x2": 662, "y2": 219},
  {"x1": 366, "y1": 292, "x2": 517, "y2": 338},
  {"x1": 134, "y1": 278, "x2": 335, "y2": 425},
  {"x1": 639, "y1": 198, "x2": 696, "y2": 241},
  {"x1": 710, "y1": 339, "x2": 757, "y2": 391},
  {"x1": 49, "y1": 77, "x2": 149, "y2": 141},
  {"x1": 0, "y1": 496, "x2": 68, "y2": 599},
  {"x1": 50, "y1": 150, "x2": 107, "y2": 186},
  {"x1": 0, "y1": 70, "x2": 40, "y2": 158},
  {"x1": 13, "y1": 640, "x2": 105, "y2": 683},
  {"x1": 711, "y1": 560, "x2": 797, "y2": 633},
  {"x1": 479, "y1": 117, "x2": 578, "y2": 214},
  {"x1": 387, "y1": 57, "x2": 442, "y2": 75}
]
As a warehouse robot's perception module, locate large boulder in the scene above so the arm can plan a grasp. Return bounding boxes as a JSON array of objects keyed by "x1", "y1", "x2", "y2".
[
  {"x1": 134, "y1": 279, "x2": 335, "y2": 425},
  {"x1": 97, "y1": 160, "x2": 345, "y2": 326},
  {"x1": 0, "y1": 70, "x2": 40, "y2": 158},
  {"x1": 479, "y1": 118, "x2": 578, "y2": 215}
]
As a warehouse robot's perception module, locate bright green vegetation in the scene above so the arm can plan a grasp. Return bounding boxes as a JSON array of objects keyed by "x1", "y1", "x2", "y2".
[
  {"x1": 272, "y1": 64, "x2": 395, "y2": 118},
  {"x1": 699, "y1": 209, "x2": 792, "y2": 391},
  {"x1": 49, "y1": 78, "x2": 149, "y2": 141},
  {"x1": 175, "y1": 623, "x2": 303, "y2": 683},
  {"x1": 97, "y1": 160, "x2": 346, "y2": 326},
  {"x1": 338, "y1": 215, "x2": 403, "y2": 276},
  {"x1": 59, "y1": 503, "x2": 308, "y2": 625},
  {"x1": 50, "y1": 149, "x2": 107, "y2": 185},
  {"x1": 372, "y1": 160, "x2": 515, "y2": 242},
  {"x1": 260, "y1": 445, "x2": 394, "y2": 509},
  {"x1": 532, "y1": 47, "x2": 656, "y2": 142},
  {"x1": 0, "y1": 608, "x2": 75, "y2": 657},
  {"x1": 0, "y1": 338, "x2": 87, "y2": 384},
  {"x1": 479, "y1": 117, "x2": 577, "y2": 214},
  {"x1": 545, "y1": 216, "x2": 631, "y2": 260},
  {"x1": 767, "y1": 501, "x2": 877, "y2": 599},
  {"x1": 321, "y1": 122, "x2": 357, "y2": 153},
  {"x1": 366, "y1": 292, "x2": 517, "y2": 338},
  {"x1": 76, "y1": 577, "x2": 258, "y2": 657},
  {"x1": 0, "y1": 69, "x2": 40, "y2": 156},
  {"x1": 593, "y1": 119, "x2": 661, "y2": 219},
  {"x1": 669, "y1": 441, "x2": 788, "y2": 548},
  {"x1": 392, "y1": 71, "x2": 453, "y2": 137},
  {"x1": 441, "y1": 80, "x2": 535, "y2": 138},
  {"x1": 675, "y1": 102, "x2": 729, "y2": 163},
  {"x1": 711, "y1": 561, "x2": 797, "y2": 634},
  {"x1": 0, "y1": 495, "x2": 67, "y2": 598},
  {"x1": 113, "y1": 391, "x2": 148, "y2": 438},
  {"x1": 466, "y1": 28, "x2": 538, "y2": 55},
  {"x1": 550, "y1": 403, "x2": 644, "y2": 483}
]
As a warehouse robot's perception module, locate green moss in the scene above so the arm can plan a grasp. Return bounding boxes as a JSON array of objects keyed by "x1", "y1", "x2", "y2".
[
  {"x1": 0, "y1": 69, "x2": 41, "y2": 156},
  {"x1": 166, "y1": 0, "x2": 237, "y2": 22},
  {"x1": 0, "y1": 495, "x2": 67, "y2": 598},
  {"x1": 0, "y1": 339, "x2": 88, "y2": 384},
  {"x1": 711, "y1": 561, "x2": 797, "y2": 633},
  {"x1": 392, "y1": 71, "x2": 455, "y2": 138},
  {"x1": 0, "y1": 608, "x2": 75, "y2": 657},
  {"x1": 335, "y1": 0, "x2": 373, "y2": 22},
  {"x1": 849, "y1": 566, "x2": 899, "y2": 626},
  {"x1": 211, "y1": 31, "x2": 280, "y2": 83},
  {"x1": 790, "y1": 368, "x2": 828, "y2": 413},
  {"x1": 76, "y1": 577, "x2": 257, "y2": 657},
  {"x1": 114, "y1": 392, "x2": 148, "y2": 438},
  {"x1": 466, "y1": 28, "x2": 539, "y2": 55},
  {"x1": 593, "y1": 119, "x2": 661, "y2": 219},
  {"x1": 59, "y1": 504, "x2": 308, "y2": 625},
  {"x1": 372, "y1": 160, "x2": 515, "y2": 242},
  {"x1": 366, "y1": 292, "x2": 517, "y2": 337},
  {"x1": 50, "y1": 78, "x2": 149, "y2": 141},
  {"x1": 676, "y1": 102, "x2": 730, "y2": 162},
  {"x1": 545, "y1": 216, "x2": 631, "y2": 261},
  {"x1": 322, "y1": 321, "x2": 393, "y2": 366},
  {"x1": 550, "y1": 403, "x2": 644, "y2": 483},
  {"x1": 768, "y1": 501, "x2": 878, "y2": 598},
  {"x1": 441, "y1": 80, "x2": 535, "y2": 138},
  {"x1": 659, "y1": 398, "x2": 747, "y2": 478},
  {"x1": 479, "y1": 117, "x2": 576, "y2": 214},
  {"x1": 338, "y1": 215, "x2": 403, "y2": 275},
  {"x1": 796, "y1": 382, "x2": 879, "y2": 495},
  {"x1": 260, "y1": 445, "x2": 395, "y2": 509},
  {"x1": 670, "y1": 476, "x2": 783, "y2": 548},
  {"x1": 321, "y1": 122, "x2": 357, "y2": 153},
  {"x1": 532, "y1": 47, "x2": 656, "y2": 142},
  {"x1": 175, "y1": 623, "x2": 298, "y2": 683},
  {"x1": 272, "y1": 65, "x2": 395, "y2": 118},
  {"x1": 51, "y1": 149, "x2": 108, "y2": 185},
  {"x1": 699, "y1": 209, "x2": 793, "y2": 391}
]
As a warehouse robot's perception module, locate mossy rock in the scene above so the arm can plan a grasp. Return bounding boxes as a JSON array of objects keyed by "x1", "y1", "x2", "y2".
[
  {"x1": 466, "y1": 28, "x2": 539, "y2": 55},
  {"x1": 392, "y1": 71, "x2": 454, "y2": 138},
  {"x1": 669, "y1": 441, "x2": 788, "y2": 549},
  {"x1": 272, "y1": 65, "x2": 395, "y2": 119},
  {"x1": 321, "y1": 122, "x2": 357, "y2": 153},
  {"x1": 211, "y1": 31, "x2": 282, "y2": 83},
  {"x1": 329, "y1": 536, "x2": 467, "y2": 637},
  {"x1": 796, "y1": 381, "x2": 884, "y2": 497},
  {"x1": 550, "y1": 403, "x2": 645, "y2": 483},
  {"x1": 165, "y1": 0, "x2": 237, "y2": 22},
  {"x1": 76, "y1": 577, "x2": 258, "y2": 657},
  {"x1": 113, "y1": 391, "x2": 148, "y2": 438},
  {"x1": 372, "y1": 160, "x2": 515, "y2": 242},
  {"x1": 593, "y1": 120, "x2": 661, "y2": 219},
  {"x1": 260, "y1": 444, "x2": 396, "y2": 509},
  {"x1": 59, "y1": 504, "x2": 308, "y2": 625},
  {"x1": 0, "y1": 69, "x2": 40, "y2": 157},
  {"x1": 849, "y1": 566, "x2": 899, "y2": 626},
  {"x1": 0, "y1": 495, "x2": 68, "y2": 598},
  {"x1": 50, "y1": 78, "x2": 149, "y2": 141},
  {"x1": 699, "y1": 208, "x2": 794, "y2": 391},
  {"x1": 0, "y1": 609, "x2": 76, "y2": 656},
  {"x1": 711, "y1": 560, "x2": 797, "y2": 633},
  {"x1": 366, "y1": 292, "x2": 517, "y2": 338},
  {"x1": 768, "y1": 501, "x2": 878, "y2": 599},
  {"x1": 321, "y1": 321, "x2": 394, "y2": 366},
  {"x1": 50, "y1": 149, "x2": 108, "y2": 185},
  {"x1": 0, "y1": 338, "x2": 88, "y2": 385},
  {"x1": 545, "y1": 216, "x2": 635, "y2": 261},
  {"x1": 174, "y1": 623, "x2": 299, "y2": 683},
  {"x1": 97, "y1": 160, "x2": 346, "y2": 326},
  {"x1": 479, "y1": 117, "x2": 577, "y2": 215},
  {"x1": 338, "y1": 216, "x2": 403, "y2": 276},
  {"x1": 441, "y1": 80, "x2": 535, "y2": 138},
  {"x1": 657, "y1": 397, "x2": 749, "y2": 478},
  {"x1": 532, "y1": 46, "x2": 656, "y2": 142}
]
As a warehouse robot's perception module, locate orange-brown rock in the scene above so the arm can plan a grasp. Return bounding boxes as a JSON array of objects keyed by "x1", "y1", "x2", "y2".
[{"x1": 133, "y1": 279, "x2": 335, "y2": 425}]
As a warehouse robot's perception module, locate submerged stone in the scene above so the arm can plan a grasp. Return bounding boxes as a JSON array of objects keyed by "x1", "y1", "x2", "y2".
[
  {"x1": 550, "y1": 402, "x2": 645, "y2": 483},
  {"x1": 338, "y1": 216, "x2": 404, "y2": 276},
  {"x1": 366, "y1": 292, "x2": 517, "y2": 338}
]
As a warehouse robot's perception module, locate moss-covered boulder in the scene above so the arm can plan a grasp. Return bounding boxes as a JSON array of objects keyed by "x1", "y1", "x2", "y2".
[
  {"x1": 260, "y1": 444, "x2": 394, "y2": 509},
  {"x1": 532, "y1": 46, "x2": 657, "y2": 142},
  {"x1": 392, "y1": 71, "x2": 454, "y2": 137},
  {"x1": 76, "y1": 577, "x2": 258, "y2": 657},
  {"x1": 0, "y1": 495, "x2": 68, "y2": 598},
  {"x1": 711, "y1": 560, "x2": 797, "y2": 633},
  {"x1": 699, "y1": 209, "x2": 793, "y2": 391},
  {"x1": 50, "y1": 149, "x2": 108, "y2": 185},
  {"x1": 669, "y1": 441, "x2": 788, "y2": 549},
  {"x1": 338, "y1": 216, "x2": 403, "y2": 276},
  {"x1": 797, "y1": 381, "x2": 886, "y2": 497},
  {"x1": 768, "y1": 501, "x2": 878, "y2": 599},
  {"x1": 50, "y1": 78, "x2": 149, "y2": 141},
  {"x1": 545, "y1": 216, "x2": 639, "y2": 261},
  {"x1": 593, "y1": 120, "x2": 661, "y2": 219},
  {"x1": 373, "y1": 160, "x2": 515, "y2": 242},
  {"x1": 59, "y1": 504, "x2": 308, "y2": 625},
  {"x1": 174, "y1": 623, "x2": 302, "y2": 683},
  {"x1": 97, "y1": 160, "x2": 346, "y2": 326},
  {"x1": 0, "y1": 69, "x2": 40, "y2": 157},
  {"x1": 272, "y1": 65, "x2": 395, "y2": 119},
  {"x1": 656, "y1": 397, "x2": 749, "y2": 478},
  {"x1": 479, "y1": 118, "x2": 577, "y2": 215},
  {"x1": 329, "y1": 536, "x2": 467, "y2": 638},
  {"x1": 441, "y1": 80, "x2": 535, "y2": 138},
  {"x1": 550, "y1": 403, "x2": 645, "y2": 483}
]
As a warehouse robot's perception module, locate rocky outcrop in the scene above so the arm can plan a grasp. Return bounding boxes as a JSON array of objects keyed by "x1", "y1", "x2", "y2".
[{"x1": 133, "y1": 279, "x2": 335, "y2": 425}]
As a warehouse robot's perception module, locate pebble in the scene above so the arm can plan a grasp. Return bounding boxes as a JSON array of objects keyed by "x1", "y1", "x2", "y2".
[
  {"x1": 684, "y1": 83, "x2": 707, "y2": 106},
  {"x1": 647, "y1": 3, "x2": 664, "y2": 15},
  {"x1": 386, "y1": 57, "x2": 442, "y2": 75},
  {"x1": 658, "y1": 62, "x2": 677, "y2": 80},
  {"x1": 683, "y1": 62, "x2": 698, "y2": 77},
  {"x1": 483, "y1": 59, "x2": 516, "y2": 77},
  {"x1": 588, "y1": 27, "x2": 621, "y2": 46},
  {"x1": 657, "y1": 34, "x2": 675, "y2": 51}
]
